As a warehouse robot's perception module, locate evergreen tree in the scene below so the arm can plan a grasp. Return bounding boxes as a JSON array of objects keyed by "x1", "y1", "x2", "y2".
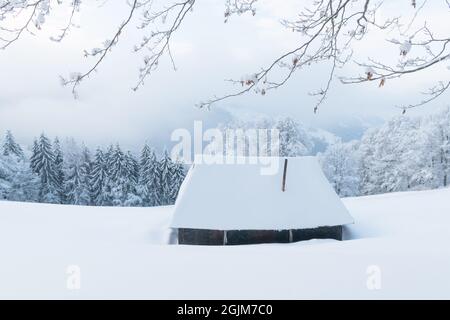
[
  {"x1": 123, "y1": 151, "x2": 141, "y2": 206},
  {"x1": 5, "y1": 159, "x2": 40, "y2": 202},
  {"x1": 66, "y1": 164, "x2": 90, "y2": 205},
  {"x1": 159, "y1": 150, "x2": 173, "y2": 205},
  {"x1": 126, "y1": 151, "x2": 139, "y2": 186},
  {"x1": 0, "y1": 153, "x2": 39, "y2": 201},
  {"x1": 53, "y1": 137, "x2": 66, "y2": 203},
  {"x1": 1, "y1": 133, "x2": 39, "y2": 201},
  {"x1": 107, "y1": 144, "x2": 141, "y2": 206},
  {"x1": 139, "y1": 144, "x2": 160, "y2": 206},
  {"x1": 34, "y1": 133, "x2": 60, "y2": 203},
  {"x1": 105, "y1": 144, "x2": 115, "y2": 168},
  {"x1": 109, "y1": 144, "x2": 126, "y2": 182},
  {"x1": 30, "y1": 139, "x2": 40, "y2": 174},
  {"x1": 0, "y1": 154, "x2": 13, "y2": 199},
  {"x1": 91, "y1": 148, "x2": 110, "y2": 205},
  {"x1": 2, "y1": 130, "x2": 24, "y2": 158},
  {"x1": 169, "y1": 159, "x2": 186, "y2": 203},
  {"x1": 79, "y1": 145, "x2": 93, "y2": 205},
  {"x1": 138, "y1": 144, "x2": 152, "y2": 206}
]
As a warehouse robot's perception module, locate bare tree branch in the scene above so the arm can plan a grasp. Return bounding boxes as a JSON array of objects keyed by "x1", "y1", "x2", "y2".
[
  {"x1": 60, "y1": 0, "x2": 139, "y2": 97},
  {"x1": 0, "y1": 0, "x2": 448, "y2": 110},
  {"x1": 198, "y1": 0, "x2": 449, "y2": 112}
]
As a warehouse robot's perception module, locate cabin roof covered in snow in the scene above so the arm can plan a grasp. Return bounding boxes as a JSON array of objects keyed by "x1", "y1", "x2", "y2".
[{"x1": 170, "y1": 157, "x2": 354, "y2": 230}]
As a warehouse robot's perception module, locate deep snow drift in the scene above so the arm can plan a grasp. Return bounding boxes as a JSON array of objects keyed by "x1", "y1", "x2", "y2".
[{"x1": 1, "y1": 188, "x2": 450, "y2": 299}]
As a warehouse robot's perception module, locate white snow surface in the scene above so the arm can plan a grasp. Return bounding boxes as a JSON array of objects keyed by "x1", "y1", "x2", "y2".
[
  {"x1": 1, "y1": 187, "x2": 450, "y2": 299},
  {"x1": 171, "y1": 157, "x2": 354, "y2": 230}
]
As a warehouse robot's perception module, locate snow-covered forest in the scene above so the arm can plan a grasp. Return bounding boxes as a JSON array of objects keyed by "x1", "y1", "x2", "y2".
[
  {"x1": 220, "y1": 108, "x2": 450, "y2": 198},
  {"x1": 320, "y1": 107, "x2": 450, "y2": 197},
  {"x1": 1, "y1": 107, "x2": 450, "y2": 205},
  {"x1": 0, "y1": 132, "x2": 186, "y2": 206}
]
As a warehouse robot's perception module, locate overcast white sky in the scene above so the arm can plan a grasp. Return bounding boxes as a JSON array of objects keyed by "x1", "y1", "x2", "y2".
[{"x1": 0, "y1": 0, "x2": 448, "y2": 151}]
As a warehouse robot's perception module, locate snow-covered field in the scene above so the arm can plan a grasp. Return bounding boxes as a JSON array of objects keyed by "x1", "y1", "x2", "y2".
[{"x1": 1, "y1": 188, "x2": 450, "y2": 299}]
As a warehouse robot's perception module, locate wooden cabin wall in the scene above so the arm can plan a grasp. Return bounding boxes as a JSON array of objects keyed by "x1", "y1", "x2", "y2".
[
  {"x1": 177, "y1": 226, "x2": 343, "y2": 245},
  {"x1": 178, "y1": 228, "x2": 224, "y2": 245},
  {"x1": 292, "y1": 226, "x2": 343, "y2": 242},
  {"x1": 226, "y1": 230, "x2": 290, "y2": 245}
]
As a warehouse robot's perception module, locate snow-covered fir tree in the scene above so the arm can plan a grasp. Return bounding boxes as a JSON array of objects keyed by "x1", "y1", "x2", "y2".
[
  {"x1": 33, "y1": 133, "x2": 61, "y2": 203},
  {"x1": 138, "y1": 144, "x2": 161, "y2": 206},
  {"x1": 123, "y1": 151, "x2": 141, "y2": 206},
  {"x1": 107, "y1": 144, "x2": 142, "y2": 206},
  {"x1": 158, "y1": 149, "x2": 173, "y2": 206},
  {"x1": 79, "y1": 146, "x2": 93, "y2": 205},
  {"x1": 169, "y1": 159, "x2": 186, "y2": 203},
  {"x1": 108, "y1": 144, "x2": 126, "y2": 182},
  {"x1": 90, "y1": 148, "x2": 110, "y2": 206},
  {"x1": 65, "y1": 164, "x2": 90, "y2": 205},
  {"x1": 0, "y1": 131, "x2": 38, "y2": 201},
  {"x1": 53, "y1": 137, "x2": 66, "y2": 203},
  {"x1": 4, "y1": 158, "x2": 40, "y2": 203},
  {"x1": 0, "y1": 154, "x2": 13, "y2": 199},
  {"x1": 126, "y1": 151, "x2": 139, "y2": 186},
  {"x1": 30, "y1": 139, "x2": 40, "y2": 174},
  {"x1": 2, "y1": 130, "x2": 24, "y2": 158},
  {"x1": 105, "y1": 144, "x2": 114, "y2": 164}
]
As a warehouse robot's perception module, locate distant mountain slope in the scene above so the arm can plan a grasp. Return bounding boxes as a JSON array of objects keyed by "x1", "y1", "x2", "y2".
[{"x1": 320, "y1": 115, "x2": 384, "y2": 142}]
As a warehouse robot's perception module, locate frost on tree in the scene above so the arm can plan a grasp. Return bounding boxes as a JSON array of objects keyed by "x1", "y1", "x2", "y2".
[
  {"x1": 90, "y1": 148, "x2": 110, "y2": 206},
  {"x1": 53, "y1": 137, "x2": 66, "y2": 203},
  {"x1": 66, "y1": 165, "x2": 89, "y2": 205},
  {"x1": 31, "y1": 134, "x2": 62, "y2": 203},
  {"x1": 0, "y1": 131, "x2": 38, "y2": 202},
  {"x1": 65, "y1": 146, "x2": 92, "y2": 205},
  {"x1": 159, "y1": 150, "x2": 174, "y2": 206},
  {"x1": 170, "y1": 159, "x2": 186, "y2": 203},
  {"x1": 0, "y1": 130, "x2": 188, "y2": 207},
  {"x1": 2, "y1": 131, "x2": 24, "y2": 158},
  {"x1": 138, "y1": 144, "x2": 161, "y2": 207},
  {"x1": 0, "y1": 154, "x2": 13, "y2": 199},
  {"x1": 319, "y1": 108, "x2": 450, "y2": 197},
  {"x1": 218, "y1": 116, "x2": 314, "y2": 157},
  {"x1": 275, "y1": 118, "x2": 314, "y2": 157},
  {"x1": 1, "y1": 1, "x2": 448, "y2": 110},
  {"x1": 107, "y1": 145, "x2": 142, "y2": 206},
  {"x1": 319, "y1": 141, "x2": 360, "y2": 197}
]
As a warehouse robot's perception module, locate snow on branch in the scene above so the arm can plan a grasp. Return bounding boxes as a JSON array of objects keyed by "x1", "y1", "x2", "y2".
[
  {"x1": 0, "y1": 0, "x2": 449, "y2": 110},
  {"x1": 60, "y1": 0, "x2": 139, "y2": 97},
  {"x1": 132, "y1": 0, "x2": 195, "y2": 91},
  {"x1": 0, "y1": 0, "x2": 196, "y2": 97},
  {"x1": 224, "y1": 0, "x2": 257, "y2": 22},
  {"x1": 198, "y1": 0, "x2": 450, "y2": 112},
  {"x1": 397, "y1": 81, "x2": 450, "y2": 113}
]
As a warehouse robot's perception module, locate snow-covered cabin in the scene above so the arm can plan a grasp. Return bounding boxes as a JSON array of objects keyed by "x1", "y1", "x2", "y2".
[{"x1": 171, "y1": 157, "x2": 354, "y2": 245}]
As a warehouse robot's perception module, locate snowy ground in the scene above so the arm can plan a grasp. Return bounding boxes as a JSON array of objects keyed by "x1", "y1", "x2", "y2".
[{"x1": 1, "y1": 188, "x2": 450, "y2": 299}]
